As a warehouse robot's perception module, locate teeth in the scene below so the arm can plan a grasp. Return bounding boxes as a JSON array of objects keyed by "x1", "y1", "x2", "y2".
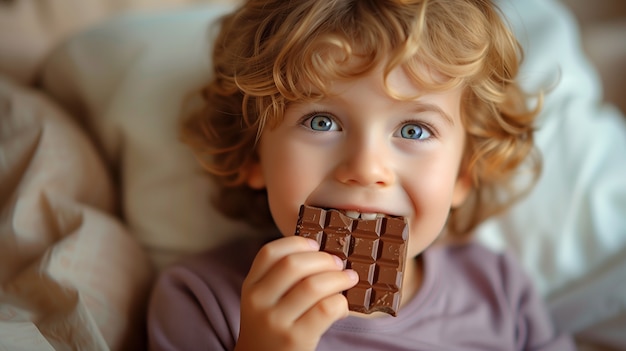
[
  {"x1": 360, "y1": 213, "x2": 377, "y2": 220},
  {"x1": 344, "y1": 210, "x2": 360, "y2": 219},
  {"x1": 342, "y1": 210, "x2": 380, "y2": 220}
]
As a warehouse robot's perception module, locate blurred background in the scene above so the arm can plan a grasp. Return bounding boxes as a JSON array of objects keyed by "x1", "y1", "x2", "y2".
[
  {"x1": 563, "y1": 0, "x2": 626, "y2": 114},
  {"x1": 0, "y1": 0, "x2": 624, "y2": 113}
]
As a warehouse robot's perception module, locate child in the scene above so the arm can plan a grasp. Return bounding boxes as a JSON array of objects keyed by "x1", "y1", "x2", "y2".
[{"x1": 148, "y1": 0, "x2": 575, "y2": 350}]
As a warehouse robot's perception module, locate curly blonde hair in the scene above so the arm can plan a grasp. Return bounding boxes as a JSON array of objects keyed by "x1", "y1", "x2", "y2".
[{"x1": 182, "y1": 0, "x2": 541, "y2": 238}]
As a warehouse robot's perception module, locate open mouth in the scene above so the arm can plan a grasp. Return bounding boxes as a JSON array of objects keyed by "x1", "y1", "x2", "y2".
[
  {"x1": 313, "y1": 205, "x2": 401, "y2": 220},
  {"x1": 341, "y1": 210, "x2": 383, "y2": 220}
]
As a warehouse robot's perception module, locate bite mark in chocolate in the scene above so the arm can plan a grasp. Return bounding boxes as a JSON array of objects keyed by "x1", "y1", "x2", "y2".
[{"x1": 295, "y1": 205, "x2": 408, "y2": 317}]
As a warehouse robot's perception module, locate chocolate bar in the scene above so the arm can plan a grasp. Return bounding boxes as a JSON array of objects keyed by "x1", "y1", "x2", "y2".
[{"x1": 295, "y1": 205, "x2": 408, "y2": 317}]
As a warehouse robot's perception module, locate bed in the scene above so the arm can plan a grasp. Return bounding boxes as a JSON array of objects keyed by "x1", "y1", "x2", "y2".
[{"x1": 1, "y1": 0, "x2": 625, "y2": 349}]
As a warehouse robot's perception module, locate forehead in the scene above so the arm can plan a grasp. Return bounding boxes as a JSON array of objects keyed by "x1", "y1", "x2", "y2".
[
  {"x1": 293, "y1": 58, "x2": 459, "y2": 104},
  {"x1": 287, "y1": 63, "x2": 464, "y2": 127}
]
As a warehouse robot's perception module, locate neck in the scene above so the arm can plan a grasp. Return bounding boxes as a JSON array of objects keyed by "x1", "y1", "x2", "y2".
[{"x1": 400, "y1": 255, "x2": 423, "y2": 309}]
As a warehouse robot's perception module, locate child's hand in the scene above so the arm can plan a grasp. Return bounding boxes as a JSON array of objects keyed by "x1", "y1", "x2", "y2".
[{"x1": 235, "y1": 236, "x2": 358, "y2": 351}]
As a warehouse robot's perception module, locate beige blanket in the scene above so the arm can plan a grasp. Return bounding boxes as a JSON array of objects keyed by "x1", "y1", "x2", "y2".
[{"x1": 0, "y1": 77, "x2": 152, "y2": 350}]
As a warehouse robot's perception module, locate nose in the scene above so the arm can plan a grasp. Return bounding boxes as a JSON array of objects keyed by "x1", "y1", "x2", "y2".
[{"x1": 334, "y1": 136, "x2": 395, "y2": 187}]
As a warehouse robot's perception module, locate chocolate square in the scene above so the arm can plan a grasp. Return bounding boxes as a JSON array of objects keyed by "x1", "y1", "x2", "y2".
[{"x1": 295, "y1": 205, "x2": 408, "y2": 316}]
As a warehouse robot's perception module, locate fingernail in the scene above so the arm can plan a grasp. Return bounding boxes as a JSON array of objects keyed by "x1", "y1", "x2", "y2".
[
  {"x1": 345, "y1": 269, "x2": 359, "y2": 282},
  {"x1": 306, "y1": 238, "x2": 320, "y2": 250},
  {"x1": 333, "y1": 255, "x2": 344, "y2": 269}
]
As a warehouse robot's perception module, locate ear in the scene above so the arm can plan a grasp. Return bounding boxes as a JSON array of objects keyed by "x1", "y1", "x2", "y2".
[
  {"x1": 451, "y1": 173, "x2": 472, "y2": 208},
  {"x1": 246, "y1": 161, "x2": 266, "y2": 189}
]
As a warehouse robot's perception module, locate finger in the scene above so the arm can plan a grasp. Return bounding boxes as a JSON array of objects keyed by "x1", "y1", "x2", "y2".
[
  {"x1": 246, "y1": 251, "x2": 344, "y2": 309},
  {"x1": 245, "y1": 236, "x2": 319, "y2": 286},
  {"x1": 272, "y1": 269, "x2": 358, "y2": 324},
  {"x1": 294, "y1": 293, "x2": 351, "y2": 336}
]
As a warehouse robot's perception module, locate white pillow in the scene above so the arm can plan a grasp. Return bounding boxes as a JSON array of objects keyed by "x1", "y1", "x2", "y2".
[
  {"x1": 40, "y1": 0, "x2": 626, "y2": 348},
  {"x1": 477, "y1": 1, "x2": 626, "y2": 346},
  {"x1": 41, "y1": 3, "x2": 255, "y2": 269}
]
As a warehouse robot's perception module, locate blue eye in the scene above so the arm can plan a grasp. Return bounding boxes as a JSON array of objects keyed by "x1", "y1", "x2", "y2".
[
  {"x1": 400, "y1": 124, "x2": 430, "y2": 140},
  {"x1": 305, "y1": 114, "x2": 339, "y2": 131}
]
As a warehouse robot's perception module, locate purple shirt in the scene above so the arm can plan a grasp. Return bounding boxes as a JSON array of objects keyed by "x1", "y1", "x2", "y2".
[{"x1": 147, "y1": 236, "x2": 575, "y2": 350}]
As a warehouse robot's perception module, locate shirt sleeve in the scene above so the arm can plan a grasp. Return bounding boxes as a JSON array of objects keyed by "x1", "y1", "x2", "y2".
[
  {"x1": 499, "y1": 252, "x2": 577, "y2": 351},
  {"x1": 147, "y1": 262, "x2": 242, "y2": 351},
  {"x1": 147, "y1": 241, "x2": 262, "y2": 350},
  {"x1": 146, "y1": 237, "x2": 270, "y2": 351}
]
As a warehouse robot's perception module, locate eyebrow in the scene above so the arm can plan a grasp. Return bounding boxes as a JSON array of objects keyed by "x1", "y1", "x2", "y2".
[{"x1": 408, "y1": 102, "x2": 456, "y2": 127}]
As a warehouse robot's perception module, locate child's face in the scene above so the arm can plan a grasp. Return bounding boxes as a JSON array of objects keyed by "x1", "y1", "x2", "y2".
[{"x1": 247, "y1": 64, "x2": 470, "y2": 259}]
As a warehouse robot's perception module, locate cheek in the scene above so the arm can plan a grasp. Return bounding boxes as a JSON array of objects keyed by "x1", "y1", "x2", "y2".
[
  {"x1": 403, "y1": 155, "x2": 463, "y2": 253},
  {"x1": 259, "y1": 135, "x2": 328, "y2": 236},
  {"x1": 408, "y1": 174, "x2": 454, "y2": 226}
]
